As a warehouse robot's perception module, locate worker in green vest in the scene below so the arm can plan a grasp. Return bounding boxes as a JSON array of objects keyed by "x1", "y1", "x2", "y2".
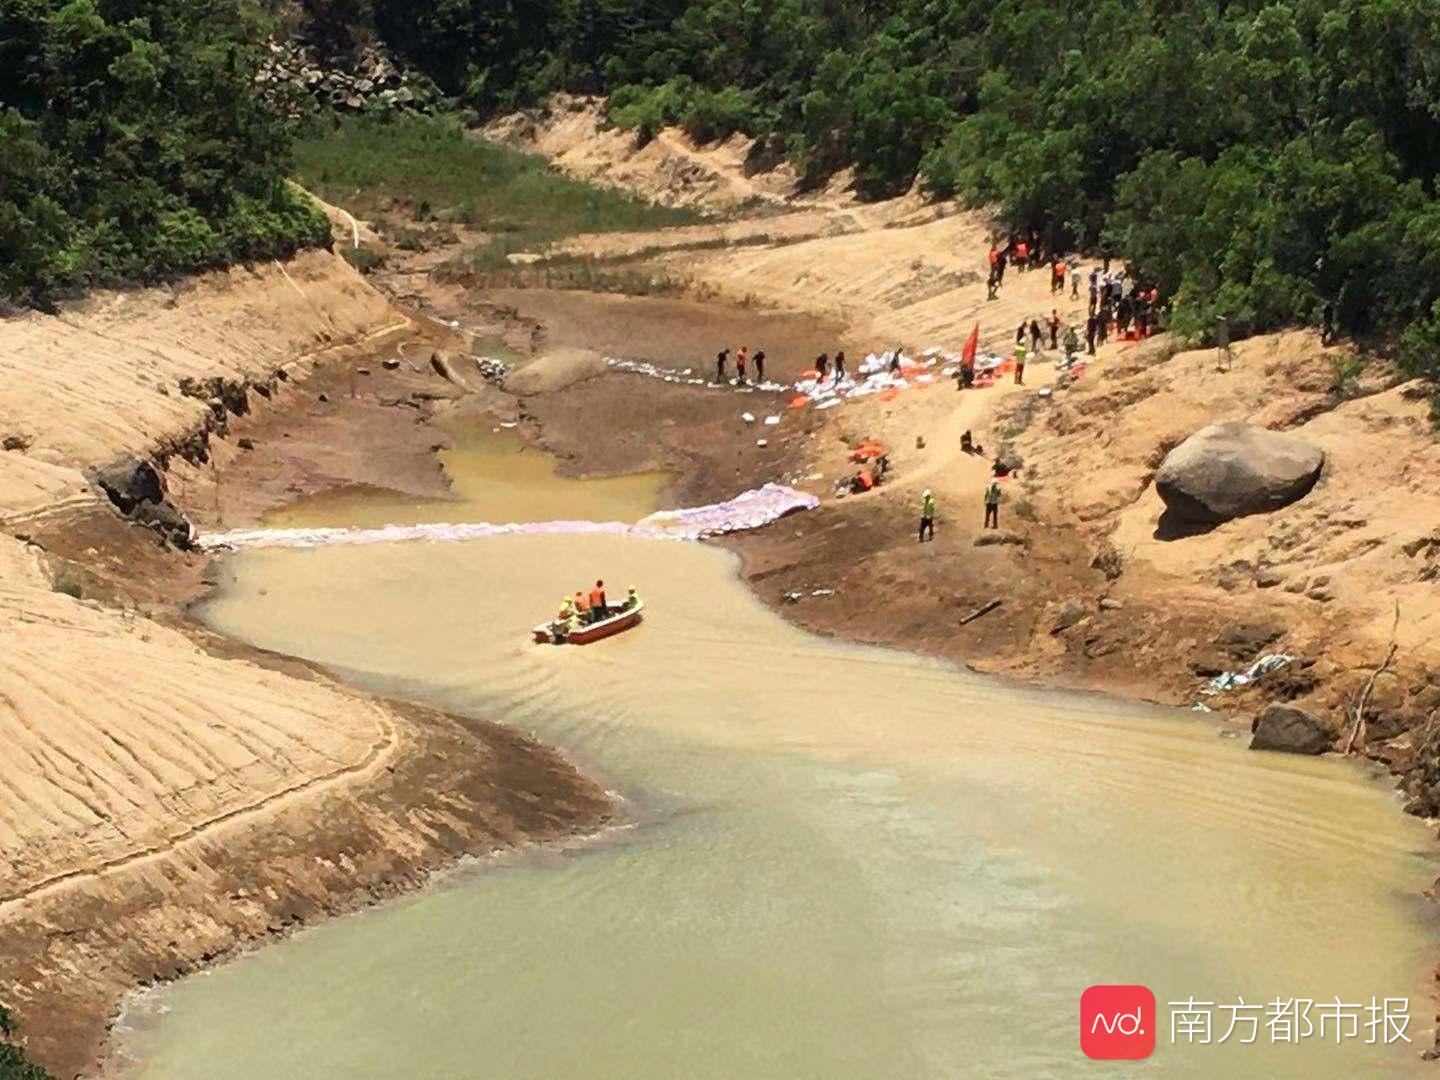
[
  {"x1": 984, "y1": 481, "x2": 1002, "y2": 529},
  {"x1": 919, "y1": 488, "x2": 936, "y2": 542}
]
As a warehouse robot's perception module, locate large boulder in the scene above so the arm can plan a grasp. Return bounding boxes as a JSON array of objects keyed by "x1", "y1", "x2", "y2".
[
  {"x1": 503, "y1": 348, "x2": 607, "y2": 395},
  {"x1": 1155, "y1": 422, "x2": 1323, "y2": 523},
  {"x1": 94, "y1": 456, "x2": 165, "y2": 514},
  {"x1": 1249, "y1": 704, "x2": 1336, "y2": 755}
]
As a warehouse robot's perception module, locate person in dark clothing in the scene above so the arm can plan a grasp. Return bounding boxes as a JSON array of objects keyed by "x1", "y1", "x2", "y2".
[
  {"x1": 987, "y1": 267, "x2": 1000, "y2": 300},
  {"x1": 1097, "y1": 306, "x2": 1110, "y2": 345},
  {"x1": 1029, "y1": 319, "x2": 1042, "y2": 353},
  {"x1": 1015, "y1": 322, "x2": 1027, "y2": 344},
  {"x1": 1048, "y1": 309, "x2": 1061, "y2": 350},
  {"x1": 1085, "y1": 314, "x2": 1098, "y2": 355},
  {"x1": 816, "y1": 352, "x2": 829, "y2": 380},
  {"x1": 995, "y1": 250, "x2": 1007, "y2": 285},
  {"x1": 753, "y1": 349, "x2": 766, "y2": 383},
  {"x1": 1321, "y1": 301, "x2": 1336, "y2": 345},
  {"x1": 715, "y1": 348, "x2": 729, "y2": 383},
  {"x1": 1117, "y1": 297, "x2": 1132, "y2": 336},
  {"x1": 834, "y1": 350, "x2": 847, "y2": 382}
]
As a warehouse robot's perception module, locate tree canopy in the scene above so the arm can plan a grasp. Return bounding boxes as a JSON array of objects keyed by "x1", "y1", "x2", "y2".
[{"x1": 1, "y1": 0, "x2": 328, "y2": 305}]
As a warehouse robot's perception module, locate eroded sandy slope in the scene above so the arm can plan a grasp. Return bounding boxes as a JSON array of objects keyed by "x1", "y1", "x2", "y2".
[{"x1": 0, "y1": 534, "x2": 392, "y2": 907}]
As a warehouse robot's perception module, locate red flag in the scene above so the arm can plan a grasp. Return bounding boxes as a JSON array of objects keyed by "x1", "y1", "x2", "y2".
[{"x1": 961, "y1": 323, "x2": 979, "y2": 369}]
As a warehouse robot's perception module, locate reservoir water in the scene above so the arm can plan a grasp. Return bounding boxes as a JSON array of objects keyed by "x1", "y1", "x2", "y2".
[{"x1": 117, "y1": 433, "x2": 1437, "y2": 1078}]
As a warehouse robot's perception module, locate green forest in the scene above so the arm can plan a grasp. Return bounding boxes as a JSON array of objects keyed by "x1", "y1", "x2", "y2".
[
  {"x1": 0, "y1": 0, "x2": 327, "y2": 306},
  {"x1": 4, "y1": 0, "x2": 1440, "y2": 396}
]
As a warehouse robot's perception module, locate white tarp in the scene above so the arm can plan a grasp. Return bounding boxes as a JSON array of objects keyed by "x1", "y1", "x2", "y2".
[{"x1": 198, "y1": 483, "x2": 819, "y2": 551}]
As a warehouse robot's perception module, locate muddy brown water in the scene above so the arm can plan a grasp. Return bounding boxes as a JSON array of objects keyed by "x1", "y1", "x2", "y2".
[{"x1": 117, "y1": 399, "x2": 1438, "y2": 1078}]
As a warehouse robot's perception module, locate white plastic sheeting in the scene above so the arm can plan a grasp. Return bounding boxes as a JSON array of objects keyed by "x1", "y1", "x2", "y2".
[
  {"x1": 604, "y1": 357, "x2": 789, "y2": 393},
  {"x1": 604, "y1": 348, "x2": 1006, "y2": 411},
  {"x1": 198, "y1": 483, "x2": 820, "y2": 551}
]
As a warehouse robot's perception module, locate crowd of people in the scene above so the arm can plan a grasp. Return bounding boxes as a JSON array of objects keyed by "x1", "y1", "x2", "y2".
[
  {"x1": 714, "y1": 346, "x2": 861, "y2": 387},
  {"x1": 985, "y1": 239, "x2": 1165, "y2": 385},
  {"x1": 715, "y1": 346, "x2": 770, "y2": 385},
  {"x1": 553, "y1": 580, "x2": 641, "y2": 635},
  {"x1": 700, "y1": 240, "x2": 1169, "y2": 553}
]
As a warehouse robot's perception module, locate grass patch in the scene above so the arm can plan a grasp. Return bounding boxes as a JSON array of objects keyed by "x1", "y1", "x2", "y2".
[{"x1": 292, "y1": 114, "x2": 700, "y2": 262}]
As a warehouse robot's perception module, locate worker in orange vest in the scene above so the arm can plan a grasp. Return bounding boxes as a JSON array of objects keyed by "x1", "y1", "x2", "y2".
[
  {"x1": 588, "y1": 580, "x2": 608, "y2": 622},
  {"x1": 573, "y1": 590, "x2": 590, "y2": 624}
]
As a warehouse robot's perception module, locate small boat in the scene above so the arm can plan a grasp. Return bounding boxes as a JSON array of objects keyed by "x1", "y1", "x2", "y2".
[{"x1": 532, "y1": 600, "x2": 645, "y2": 645}]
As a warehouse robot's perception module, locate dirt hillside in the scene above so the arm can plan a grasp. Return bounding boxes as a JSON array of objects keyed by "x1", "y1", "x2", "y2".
[{"x1": 0, "y1": 249, "x2": 612, "y2": 1076}]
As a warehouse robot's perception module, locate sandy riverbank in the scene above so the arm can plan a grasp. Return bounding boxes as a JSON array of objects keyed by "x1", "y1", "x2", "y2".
[{"x1": 0, "y1": 253, "x2": 613, "y2": 1077}]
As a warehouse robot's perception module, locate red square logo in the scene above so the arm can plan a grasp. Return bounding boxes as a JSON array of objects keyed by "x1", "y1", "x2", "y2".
[{"x1": 1081, "y1": 985, "x2": 1156, "y2": 1060}]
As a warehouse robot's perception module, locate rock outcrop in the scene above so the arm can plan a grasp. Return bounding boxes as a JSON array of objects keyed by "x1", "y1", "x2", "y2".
[
  {"x1": 255, "y1": 39, "x2": 437, "y2": 116},
  {"x1": 1155, "y1": 422, "x2": 1324, "y2": 523},
  {"x1": 1250, "y1": 703, "x2": 1336, "y2": 755}
]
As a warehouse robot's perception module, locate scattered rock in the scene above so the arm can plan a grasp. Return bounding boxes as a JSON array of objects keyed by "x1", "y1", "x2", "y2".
[
  {"x1": 429, "y1": 352, "x2": 461, "y2": 384},
  {"x1": 1249, "y1": 704, "x2": 1336, "y2": 755},
  {"x1": 93, "y1": 456, "x2": 165, "y2": 514},
  {"x1": 474, "y1": 357, "x2": 508, "y2": 383},
  {"x1": 2, "y1": 434, "x2": 32, "y2": 452},
  {"x1": 131, "y1": 499, "x2": 198, "y2": 551},
  {"x1": 317, "y1": 392, "x2": 329, "y2": 403},
  {"x1": 1155, "y1": 422, "x2": 1324, "y2": 523},
  {"x1": 1052, "y1": 599, "x2": 1087, "y2": 632},
  {"x1": 1090, "y1": 541, "x2": 1125, "y2": 581},
  {"x1": 382, "y1": 358, "x2": 401, "y2": 371},
  {"x1": 1098, "y1": 597, "x2": 1123, "y2": 611},
  {"x1": 1215, "y1": 619, "x2": 1284, "y2": 660},
  {"x1": 1254, "y1": 567, "x2": 1284, "y2": 588},
  {"x1": 357, "y1": 367, "x2": 371, "y2": 376},
  {"x1": 237, "y1": 437, "x2": 255, "y2": 451},
  {"x1": 974, "y1": 531, "x2": 1024, "y2": 547}
]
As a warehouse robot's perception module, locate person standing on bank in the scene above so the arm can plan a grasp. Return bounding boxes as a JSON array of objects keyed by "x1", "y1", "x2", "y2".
[
  {"x1": 984, "y1": 481, "x2": 1002, "y2": 529},
  {"x1": 919, "y1": 489, "x2": 936, "y2": 542},
  {"x1": 753, "y1": 349, "x2": 766, "y2": 383}
]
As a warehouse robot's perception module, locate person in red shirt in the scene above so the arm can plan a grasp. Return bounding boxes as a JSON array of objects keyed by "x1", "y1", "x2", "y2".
[{"x1": 1048, "y1": 309, "x2": 1061, "y2": 349}]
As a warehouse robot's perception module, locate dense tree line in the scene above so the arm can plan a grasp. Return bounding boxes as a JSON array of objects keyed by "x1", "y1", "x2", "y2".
[
  {"x1": 1, "y1": 0, "x2": 328, "y2": 306},
  {"x1": 343, "y1": 0, "x2": 1440, "y2": 395}
]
